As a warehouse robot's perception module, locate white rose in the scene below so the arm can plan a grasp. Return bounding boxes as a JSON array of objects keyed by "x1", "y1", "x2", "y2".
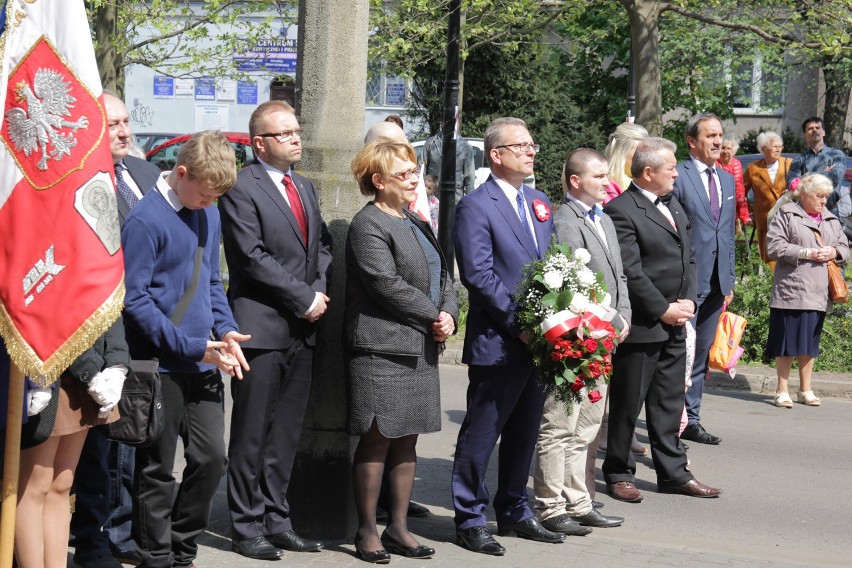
[
  {"x1": 578, "y1": 268, "x2": 596, "y2": 287},
  {"x1": 569, "y1": 292, "x2": 590, "y2": 314},
  {"x1": 574, "y1": 248, "x2": 591, "y2": 265},
  {"x1": 543, "y1": 270, "x2": 563, "y2": 290},
  {"x1": 600, "y1": 293, "x2": 612, "y2": 308}
]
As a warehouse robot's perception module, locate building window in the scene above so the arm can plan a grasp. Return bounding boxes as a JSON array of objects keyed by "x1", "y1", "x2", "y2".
[
  {"x1": 725, "y1": 48, "x2": 785, "y2": 114},
  {"x1": 366, "y1": 55, "x2": 408, "y2": 108}
]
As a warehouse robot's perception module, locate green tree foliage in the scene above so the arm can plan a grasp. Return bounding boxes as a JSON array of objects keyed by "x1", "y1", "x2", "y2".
[{"x1": 86, "y1": 1, "x2": 296, "y2": 95}]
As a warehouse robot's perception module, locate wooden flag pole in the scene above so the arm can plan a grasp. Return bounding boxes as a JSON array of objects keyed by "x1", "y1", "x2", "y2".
[{"x1": 0, "y1": 364, "x2": 24, "y2": 568}]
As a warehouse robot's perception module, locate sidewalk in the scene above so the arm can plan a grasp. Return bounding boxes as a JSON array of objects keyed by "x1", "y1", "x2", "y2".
[{"x1": 441, "y1": 339, "x2": 852, "y2": 399}]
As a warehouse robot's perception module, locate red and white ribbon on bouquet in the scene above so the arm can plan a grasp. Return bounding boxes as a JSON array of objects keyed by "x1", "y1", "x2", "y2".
[{"x1": 540, "y1": 304, "x2": 618, "y2": 343}]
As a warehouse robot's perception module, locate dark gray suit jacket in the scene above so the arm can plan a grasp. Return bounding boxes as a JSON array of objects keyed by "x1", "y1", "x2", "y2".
[
  {"x1": 344, "y1": 203, "x2": 458, "y2": 356},
  {"x1": 219, "y1": 162, "x2": 333, "y2": 349},
  {"x1": 117, "y1": 156, "x2": 161, "y2": 224},
  {"x1": 553, "y1": 197, "x2": 631, "y2": 331}
]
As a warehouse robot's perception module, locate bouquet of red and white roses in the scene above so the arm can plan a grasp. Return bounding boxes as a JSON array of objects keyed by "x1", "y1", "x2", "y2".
[{"x1": 515, "y1": 241, "x2": 620, "y2": 413}]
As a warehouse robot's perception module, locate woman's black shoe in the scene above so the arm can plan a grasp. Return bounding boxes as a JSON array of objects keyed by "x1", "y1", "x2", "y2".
[
  {"x1": 380, "y1": 530, "x2": 435, "y2": 559},
  {"x1": 354, "y1": 533, "x2": 391, "y2": 564}
]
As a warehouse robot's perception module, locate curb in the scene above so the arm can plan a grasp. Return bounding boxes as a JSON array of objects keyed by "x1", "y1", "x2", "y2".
[{"x1": 441, "y1": 345, "x2": 852, "y2": 399}]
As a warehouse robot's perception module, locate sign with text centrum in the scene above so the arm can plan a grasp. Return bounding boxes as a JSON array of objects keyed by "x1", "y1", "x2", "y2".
[{"x1": 234, "y1": 38, "x2": 297, "y2": 74}]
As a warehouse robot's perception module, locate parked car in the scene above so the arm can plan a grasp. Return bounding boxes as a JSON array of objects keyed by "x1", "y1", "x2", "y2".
[
  {"x1": 134, "y1": 132, "x2": 182, "y2": 154},
  {"x1": 146, "y1": 132, "x2": 253, "y2": 171},
  {"x1": 411, "y1": 137, "x2": 535, "y2": 189}
]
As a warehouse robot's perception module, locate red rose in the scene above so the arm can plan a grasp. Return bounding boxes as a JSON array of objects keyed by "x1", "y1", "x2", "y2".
[
  {"x1": 582, "y1": 338, "x2": 598, "y2": 352},
  {"x1": 587, "y1": 361, "x2": 603, "y2": 377},
  {"x1": 602, "y1": 339, "x2": 614, "y2": 351},
  {"x1": 550, "y1": 351, "x2": 563, "y2": 362},
  {"x1": 570, "y1": 377, "x2": 585, "y2": 392},
  {"x1": 532, "y1": 199, "x2": 550, "y2": 221},
  {"x1": 588, "y1": 390, "x2": 603, "y2": 403}
]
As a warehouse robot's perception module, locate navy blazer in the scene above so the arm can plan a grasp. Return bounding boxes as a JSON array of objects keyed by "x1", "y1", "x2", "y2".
[
  {"x1": 453, "y1": 176, "x2": 556, "y2": 366},
  {"x1": 604, "y1": 184, "x2": 696, "y2": 343},
  {"x1": 117, "y1": 156, "x2": 161, "y2": 224},
  {"x1": 672, "y1": 159, "x2": 736, "y2": 300},
  {"x1": 219, "y1": 162, "x2": 333, "y2": 350}
]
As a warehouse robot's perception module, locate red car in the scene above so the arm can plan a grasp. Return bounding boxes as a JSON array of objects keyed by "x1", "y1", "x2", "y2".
[{"x1": 146, "y1": 132, "x2": 253, "y2": 171}]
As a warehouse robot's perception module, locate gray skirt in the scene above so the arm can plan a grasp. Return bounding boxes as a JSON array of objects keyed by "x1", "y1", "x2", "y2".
[{"x1": 346, "y1": 343, "x2": 441, "y2": 438}]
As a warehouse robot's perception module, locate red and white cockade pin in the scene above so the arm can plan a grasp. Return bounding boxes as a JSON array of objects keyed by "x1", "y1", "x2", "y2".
[{"x1": 532, "y1": 199, "x2": 550, "y2": 222}]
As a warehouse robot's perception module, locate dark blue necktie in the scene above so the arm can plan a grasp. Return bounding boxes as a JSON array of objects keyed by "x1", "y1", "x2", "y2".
[
  {"x1": 707, "y1": 168, "x2": 720, "y2": 224},
  {"x1": 516, "y1": 190, "x2": 534, "y2": 242},
  {"x1": 115, "y1": 165, "x2": 139, "y2": 209}
]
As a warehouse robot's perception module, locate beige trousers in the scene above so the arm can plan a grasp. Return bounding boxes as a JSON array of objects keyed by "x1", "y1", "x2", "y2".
[{"x1": 533, "y1": 384, "x2": 607, "y2": 520}]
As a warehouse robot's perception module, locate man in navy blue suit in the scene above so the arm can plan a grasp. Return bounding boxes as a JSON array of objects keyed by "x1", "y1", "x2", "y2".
[
  {"x1": 451, "y1": 117, "x2": 564, "y2": 555},
  {"x1": 672, "y1": 112, "x2": 736, "y2": 446}
]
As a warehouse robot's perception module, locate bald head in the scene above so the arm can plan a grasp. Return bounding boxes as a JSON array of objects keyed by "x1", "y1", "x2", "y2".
[
  {"x1": 364, "y1": 121, "x2": 407, "y2": 144},
  {"x1": 104, "y1": 92, "x2": 131, "y2": 163}
]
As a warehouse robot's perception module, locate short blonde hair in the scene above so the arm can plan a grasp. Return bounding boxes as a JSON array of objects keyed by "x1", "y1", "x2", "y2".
[
  {"x1": 175, "y1": 131, "x2": 237, "y2": 194},
  {"x1": 604, "y1": 122, "x2": 648, "y2": 189},
  {"x1": 351, "y1": 141, "x2": 417, "y2": 197},
  {"x1": 793, "y1": 173, "x2": 833, "y2": 200}
]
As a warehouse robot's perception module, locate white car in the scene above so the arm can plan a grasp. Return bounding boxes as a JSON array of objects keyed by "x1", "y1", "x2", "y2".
[{"x1": 411, "y1": 137, "x2": 535, "y2": 189}]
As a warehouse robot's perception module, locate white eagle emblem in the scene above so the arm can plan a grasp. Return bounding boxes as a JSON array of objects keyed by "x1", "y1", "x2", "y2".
[{"x1": 5, "y1": 68, "x2": 89, "y2": 171}]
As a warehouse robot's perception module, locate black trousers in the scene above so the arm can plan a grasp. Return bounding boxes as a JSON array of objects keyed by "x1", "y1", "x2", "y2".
[
  {"x1": 602, "y1": 335, "x2": 692, "y2": 486},
  {"x1": 227, "y1": 344, "x2": 313, "y2": 540},
  {"x1": 133, "y1": 370, "x2": 227, "y2": 568}
]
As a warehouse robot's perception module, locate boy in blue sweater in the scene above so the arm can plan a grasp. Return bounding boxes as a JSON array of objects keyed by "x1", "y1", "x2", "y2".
[{"x1": 121, "y1": 131, "x2": 250, "y2": 568}]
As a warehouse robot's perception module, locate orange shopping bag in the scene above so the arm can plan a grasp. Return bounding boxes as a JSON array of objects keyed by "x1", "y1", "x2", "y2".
[{"x1": 708, "y1": 311, "x2": 747, "y2": 377}]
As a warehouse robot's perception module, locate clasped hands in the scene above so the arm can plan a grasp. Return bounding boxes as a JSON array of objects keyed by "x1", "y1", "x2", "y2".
[
  {"x1": 432, "y1": 311, "x2": 455, "y2": 342},
  {"x1": 661, "y1": 298, "x2": 695, "y2": 327},
  {"x1": 811, "y1": 246, "x2": 837, "y2": 263},
  {"x1": 202, "y1": 330, "x2": 252, "y2": 379}
]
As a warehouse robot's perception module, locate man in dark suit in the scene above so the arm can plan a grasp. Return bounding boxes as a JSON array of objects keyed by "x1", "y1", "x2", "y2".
[
  {"x1": 602, "y1": 137, "x2": 721, "y2": 502},
  {"x1": 451, "y1": 117, "x2": 564, "y2": 556},
  {"x1": 219, "y1": 100, "x2": 333, "y2": 560},
  {"x1": 70, "y1": 91, "x2": 161, "y2": 568},
  {"x1": 672, "y1": 112, "x2": 736, "y2": 446},
  {"x1": 533, "y1": 149, "x2": 630, "y2": 534}
]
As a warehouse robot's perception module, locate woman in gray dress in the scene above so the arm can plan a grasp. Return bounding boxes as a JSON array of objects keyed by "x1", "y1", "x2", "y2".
[{"x1": 346, "y1": 141, "x2": 458, "y2": 563}]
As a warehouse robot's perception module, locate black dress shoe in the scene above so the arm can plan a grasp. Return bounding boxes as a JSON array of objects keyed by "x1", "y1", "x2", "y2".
[
  {"x1": 267, "y1": 530, "x2": 323, "y2": 552},
  {"x1": 110, "y1": 547, "x2": 142, "y2": 567},
  {"x1": 680, "y1": 422, "x2": 721, "y2": 445},
  {"x1": 354, "y1": 533, "x2": 391, "y2": 564},
  {"x1": 380, "y1": 530, "x2": 435, "y2": 558},
  {"x1": 571, "y1": 508, "x2": 624, "y2": 528},
  {"x1": 455, "y1": 526, "x2": 505, "y2": 556},
  {"x1": 497, "y1": 517, "x2": 565, "y2": 543},
  {"x1": 232, "y1": 536, "x2": 283, "y2": 560},
  {"x1": 407, "y1": 501, "x2": 430, "y2": 518},
  {"x1": 592, "y1": 500, "x2": 604, "y2": 509},
  {"x1": 539, "y1": 513, "x2": 593, "y2": 536}
]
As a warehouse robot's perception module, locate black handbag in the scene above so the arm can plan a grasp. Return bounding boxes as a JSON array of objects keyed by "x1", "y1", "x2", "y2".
[
  {"x1": 96, "y1": 359, "x2": 163, "y2": 446},
  {"x1": 97, "y1": 214, "x2": 207, "y2": 446}
]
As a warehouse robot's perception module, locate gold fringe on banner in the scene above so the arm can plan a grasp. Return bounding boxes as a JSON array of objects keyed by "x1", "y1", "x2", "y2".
[{"x1": 0, "y1": 283, "x2": 125, "y2": 388}]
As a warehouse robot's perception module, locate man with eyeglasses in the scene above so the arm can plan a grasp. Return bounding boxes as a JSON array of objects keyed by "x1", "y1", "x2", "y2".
[
  {"x1": 219, "y1": 100, "x2": 333, "y2": 560},
  {"x1": 451, "y1": 117, "x2": 562, "y2": 555}
]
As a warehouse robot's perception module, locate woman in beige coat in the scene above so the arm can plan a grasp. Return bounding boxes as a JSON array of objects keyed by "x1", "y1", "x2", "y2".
[
  {"x1": 744, "y1": 131, "x2": 793, "y2": 267},
  {"x1": 765, "y1": 173, "x2": 849, "y2": 408}
]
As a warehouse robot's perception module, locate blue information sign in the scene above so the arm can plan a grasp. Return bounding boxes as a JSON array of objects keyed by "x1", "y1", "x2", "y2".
[
  {"x1": 195, "y1": 78, "x2": 216, "y2": 101},
  {"x1": 153, "y1": 76, "x2": 174, "y2": 98},
  {"x1": 237, "y1": 81, "x2": 258, "y2": 105},
  {"x1": 235, "y1": 38, "x2": 297, "y2": 74}
]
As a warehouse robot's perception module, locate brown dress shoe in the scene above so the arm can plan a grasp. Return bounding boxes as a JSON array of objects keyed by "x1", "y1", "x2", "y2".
[
  {"x1": 607, "y1": 481, "x2": 643, "y2": 503},
  {"x1": 658, "y1": 478, "x2": 722, "y2": 498}
]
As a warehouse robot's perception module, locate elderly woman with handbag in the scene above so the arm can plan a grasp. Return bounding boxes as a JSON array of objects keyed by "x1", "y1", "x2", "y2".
[
  {"x1": 346, "y1": 140, "x2": 458, "y2": 563},
  {"x1": 765, "y1": 173, "x2": 849, "y2": 408}
]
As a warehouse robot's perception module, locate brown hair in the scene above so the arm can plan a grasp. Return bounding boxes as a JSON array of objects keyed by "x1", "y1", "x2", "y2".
[
  {"x1": 248, "y1": 100, "x2": 296, "y2": 140},
  {"x1": 351, "y1": 141, "x2": 417, "y2": 197}
]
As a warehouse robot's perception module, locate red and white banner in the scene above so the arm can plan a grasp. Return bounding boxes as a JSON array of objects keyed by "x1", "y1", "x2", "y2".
[{"x1": 0, "y1": 0, "x2": 123, "y2": 386}]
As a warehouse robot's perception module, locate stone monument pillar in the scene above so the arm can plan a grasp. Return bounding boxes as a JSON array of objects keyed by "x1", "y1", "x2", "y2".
[{"x1": 287, "y1": 0, "x2": 369, "y2": 540}]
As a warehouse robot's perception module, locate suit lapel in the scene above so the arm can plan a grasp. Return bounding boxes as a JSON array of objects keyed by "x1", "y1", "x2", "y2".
[
  {"x1": 252, "y1": 163, "x2": 307, "y2": 250},
  {"x1": 683, "y1": 160, "x2": 714, "y2": 221},
  {"x1": 486, "y1": 179, "x2": 539, "y2": 259},
  {"x1": 628, "y1": 185, "x2": 680, "y2": 238},
  {"x1": 565, "y1": 199, "x2": 609, "y2": 258}
]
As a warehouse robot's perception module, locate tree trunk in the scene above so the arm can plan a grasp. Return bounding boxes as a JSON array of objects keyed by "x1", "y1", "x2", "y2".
[
  {"x1": 821, "y1": 58, "x2": 852, "y2": 149},
  {"x1": 622, "y1": 0, "x2": 667, "y2": 136},
  {"x1": 457, "y1": 7, "x2": 466, "y2": 126},
  {"x1": 93, "y1": 3, "x2": 124, "y2": 96}
]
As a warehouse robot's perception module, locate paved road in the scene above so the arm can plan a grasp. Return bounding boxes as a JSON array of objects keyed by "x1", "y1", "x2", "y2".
[{"x1": 174, "y1": 364, "x2": 851, "y2": 568}]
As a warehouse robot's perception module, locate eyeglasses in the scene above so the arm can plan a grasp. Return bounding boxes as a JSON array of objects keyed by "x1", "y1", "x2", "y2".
[
  {"x1": 388, "y1": 168, "x2": 420, "y2": 181},
  {"x1": 496, "y1": 142, "x2": 540, "y2": 154},
  {"x1": 257, "y1": 129, "x2": 303, "y2": 143}
]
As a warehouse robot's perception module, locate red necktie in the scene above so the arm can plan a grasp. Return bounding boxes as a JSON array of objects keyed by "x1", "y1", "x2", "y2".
[{"x1": 283, "y1": 174, "x2": 308, "y2": 241}]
